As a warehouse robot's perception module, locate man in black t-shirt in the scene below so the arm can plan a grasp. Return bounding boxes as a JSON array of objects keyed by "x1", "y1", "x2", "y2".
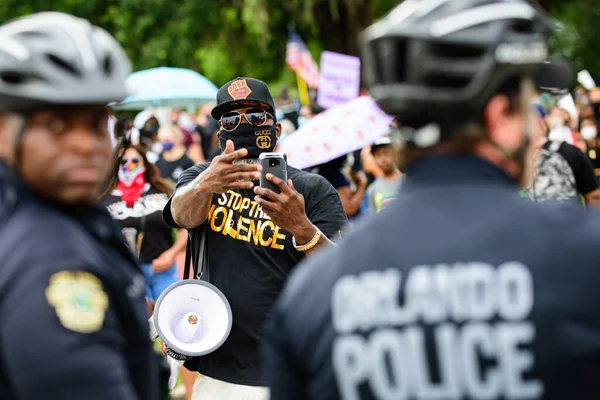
[
  {"x1": 553, "y1": 141, "x2": 600, "y2": 204},
  {"x1": 163, "y1": 77, "x2": 347, "y2": 399}
]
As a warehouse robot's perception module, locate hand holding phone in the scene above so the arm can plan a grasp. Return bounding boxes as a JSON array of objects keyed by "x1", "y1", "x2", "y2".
[
  {"x1": 259, "y1": 152, "x2": 287, "y2": 194},
  {"x1": 254, "y1": 152, "x2": 318, "y2": 244}
]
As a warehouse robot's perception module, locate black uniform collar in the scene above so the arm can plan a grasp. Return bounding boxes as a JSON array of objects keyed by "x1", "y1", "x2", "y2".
[
  {"x1": 0, "y1": 159, "x2": 29, "y2": 211},
  {"x1": 0, "y1": 159, "x2": 24, "y2": 188},
  {"x1": 402, "y1": 155, "x2": 516, "y2": 190}
]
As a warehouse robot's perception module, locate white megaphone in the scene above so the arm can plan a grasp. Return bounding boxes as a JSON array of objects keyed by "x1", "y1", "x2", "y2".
[{"x1": 150, "y1": 280, "x2": 232, "y2": 360}]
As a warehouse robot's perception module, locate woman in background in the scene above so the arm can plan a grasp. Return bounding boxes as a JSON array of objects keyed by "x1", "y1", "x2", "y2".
[
  {"x1": 156, "y1": 126, "x2": 197, "y2": 186},
  {"x1": 195, "y1": 102, "x2": 219, "y2": 161},
  {"x1": 103, "y1": 139, "x2": 195, "y2": 400},
  {"x1": 114, "y1": 115, "x2": 134, "y2": 144},
  {"x1": 547, "y1": 107, "x2": 577, "y2": 144},
  {"x1": 579, "y1": 117, "x2": 600, "y2": 182},
  {"x1": 137, "y1": 116, "x2": 162, "y2": 163},
  {"x1": 273, "y1": 119, "x2": 296, "y2": 146}
]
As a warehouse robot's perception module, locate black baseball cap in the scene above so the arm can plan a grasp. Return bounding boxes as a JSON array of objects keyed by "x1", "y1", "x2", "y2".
[
  {"x1": 211, "y1": 77, "x2": 276, "y2": 120},
  {"x1": 534, "y1": 57, "x2": 574, "y2": 92}
]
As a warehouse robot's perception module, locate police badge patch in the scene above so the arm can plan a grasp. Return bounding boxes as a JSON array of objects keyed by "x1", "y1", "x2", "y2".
[{"x1": 45, "y1": 270, "x2": 109, "y2": 333}]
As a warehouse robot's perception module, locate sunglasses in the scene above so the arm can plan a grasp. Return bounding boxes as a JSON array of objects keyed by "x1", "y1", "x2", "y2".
[
  {"x1": 120, "y1": 157, "x2": 140, "y2": 166},
  {"x1": 220, "y1": 108, "x2": 275, "y2": 132}
]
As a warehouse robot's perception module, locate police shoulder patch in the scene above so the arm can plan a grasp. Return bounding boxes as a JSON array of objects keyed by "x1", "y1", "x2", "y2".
[{"x1": 45, "y1": 270, "x2": 109, "y2": 334}]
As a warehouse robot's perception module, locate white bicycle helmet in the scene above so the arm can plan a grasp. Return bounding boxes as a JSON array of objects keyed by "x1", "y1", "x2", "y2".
[{"x1": 0, "y1": 12, "x2": 131, "y2": 111}]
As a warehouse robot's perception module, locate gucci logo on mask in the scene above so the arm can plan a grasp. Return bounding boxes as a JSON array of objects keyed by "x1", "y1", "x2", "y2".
[{"x1": 256, "y1": 135, "x2": 272, "y2": 149}]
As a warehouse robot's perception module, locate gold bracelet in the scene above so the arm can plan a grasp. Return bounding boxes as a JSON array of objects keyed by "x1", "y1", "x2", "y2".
[{"x1": 292, "y1": 228, "x2": 321, "y2": 252}]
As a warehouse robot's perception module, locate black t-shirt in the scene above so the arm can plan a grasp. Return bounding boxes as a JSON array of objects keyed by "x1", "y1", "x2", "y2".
[
  {"x1": 315, "y1": 157, "x2": 350, "y2": 189},
  {"x1": 586, "y1": 145, "x2": 600, "y2": 178},
  {"x1": 319, "y1": 168, "x2": 349, "y2": 189},
  {"x1": 555, "y1": 141, "x2": 599, "y2": 195},
  {"x1": 156, "y1": 153, "x2": 195, "y2": 186},
  {"x1": 163, "y1": 162, "x2": 347, "y2": 386},
  {"x1": 104, "y1": 186, "x2": 173, "y2": 264}
]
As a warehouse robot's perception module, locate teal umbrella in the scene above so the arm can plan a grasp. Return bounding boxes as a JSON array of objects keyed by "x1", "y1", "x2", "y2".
[{"x1": 111, "y1": 67, "x2": 218, "y2": 110}]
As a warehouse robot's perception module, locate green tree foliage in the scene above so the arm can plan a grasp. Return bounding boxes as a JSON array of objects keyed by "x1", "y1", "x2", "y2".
[
  {"x1": 2, "y1": 0, "x2": 599, "y2": 89},
  {"x1": 550, "y1": 0, "x2": 600, "y2": 81},
  {"x1": 0, "y1": 0, "x2": 398, "y2": 90}
]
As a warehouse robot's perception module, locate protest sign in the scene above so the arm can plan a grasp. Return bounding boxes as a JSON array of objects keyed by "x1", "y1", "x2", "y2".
[
  {"x1": 317, "y1": 51, "x2": 361, "y2": 109},
  {"x1": 577, "y1": 70, "x2": 596, "y2": 90}
]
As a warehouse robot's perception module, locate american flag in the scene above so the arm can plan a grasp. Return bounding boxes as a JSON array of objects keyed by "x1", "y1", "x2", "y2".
[{"x1": 286, "y1": 29, "x2": 320, "y2": 89}]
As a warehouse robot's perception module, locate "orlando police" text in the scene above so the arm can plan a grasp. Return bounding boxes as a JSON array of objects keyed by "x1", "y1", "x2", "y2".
[{"x1": 331, "y1": 262, "x2": 542, "y2": 400}]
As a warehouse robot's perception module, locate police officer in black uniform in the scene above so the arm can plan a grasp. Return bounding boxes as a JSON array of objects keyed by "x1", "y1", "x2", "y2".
[
  {"x1": 0, "y1": 12, "x2": 160, "y2": 400},
  {"x1": 262, "y1": 1, "x2": 599, "y2": 399}
]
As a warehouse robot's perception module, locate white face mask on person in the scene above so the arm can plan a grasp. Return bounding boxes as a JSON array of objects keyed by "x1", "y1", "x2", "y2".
[
  {"x1": 549, "y1": 117, "x2": 565, "y2": 129},
  {"x1": 581, "y1": 126, "x2": 598, "y2": 140}
]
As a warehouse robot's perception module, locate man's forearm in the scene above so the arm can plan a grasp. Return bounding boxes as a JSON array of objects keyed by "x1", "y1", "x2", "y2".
[
  {"x1": 339, "y1": 185, "x2": 367, "y2": 216},
  {"x1": 171, "y1": 177, "x2": 213, "y2": 229},
  {"x1": 304, "y1": 234, "x2": 333, "y2": 256},
  {"x1": 291, "y1": 222, "x2": 334, "y2": 257},
  {"x1": 168, "y1": 229, "x2": 188, "y2": 254},
  {"x1": 349, "y1": 185, "x2": 367, "y2": 210},
  {"x1": 584, "y1": 189, "x2": 600, "y2": 208}
]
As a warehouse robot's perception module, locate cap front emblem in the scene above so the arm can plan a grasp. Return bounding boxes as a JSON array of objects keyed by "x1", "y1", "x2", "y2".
[{"x1": 228, "y1": 79, "x2": 252, "y2": 100}]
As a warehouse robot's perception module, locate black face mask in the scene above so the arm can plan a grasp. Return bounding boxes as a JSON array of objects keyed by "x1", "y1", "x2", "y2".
[
  {"x1": 219, "y1": 124, "x2": 277, "y2": 158},
  {"x1": 141, "y1": 125, "x2": 159, "y2": 138}
]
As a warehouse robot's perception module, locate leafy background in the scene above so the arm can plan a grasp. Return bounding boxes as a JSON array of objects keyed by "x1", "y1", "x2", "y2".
[{"x1": 0, "y1": 0, "x2": 596, "y2": 96}]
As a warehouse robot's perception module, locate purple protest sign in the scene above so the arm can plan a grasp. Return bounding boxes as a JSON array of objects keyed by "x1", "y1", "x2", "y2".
[{"x1": 317, "y1": 51, "x2": 361, "y2": 109}]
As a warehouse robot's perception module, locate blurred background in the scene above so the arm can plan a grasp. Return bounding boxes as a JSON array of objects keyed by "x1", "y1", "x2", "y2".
[{"x1": 0, "y1": 0, "x2": 596, "y2": 93}]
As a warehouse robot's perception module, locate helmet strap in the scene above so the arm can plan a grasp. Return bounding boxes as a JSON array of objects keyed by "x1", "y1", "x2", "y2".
[
  {"x1": 520, "y1": 75, "x2": 536, "y2": 144},
  {"x1": 13, "y1": 112, "x2": 30, "y2": 171}
]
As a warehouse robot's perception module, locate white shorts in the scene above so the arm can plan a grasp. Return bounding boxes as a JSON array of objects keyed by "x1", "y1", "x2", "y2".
[{"x1": 191, "y1": 373, "x2": 270, "y2": 400}]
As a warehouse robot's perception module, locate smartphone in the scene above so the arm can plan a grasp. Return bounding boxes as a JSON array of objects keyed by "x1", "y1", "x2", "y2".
[{"x1": 259, "y1": 152, "x2": 288, "y2": 194}]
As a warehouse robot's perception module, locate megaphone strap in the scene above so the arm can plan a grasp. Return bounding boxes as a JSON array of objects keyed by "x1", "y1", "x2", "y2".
[
  {"x1": 183, "y1": 238, "x2": 192, "y2": 280},
  {"x1": 183, "y1": 226, "x2": 207, "y2": 281},
  {"x1": 166, "y1": 345, "x2": 193, "y2": 361}
]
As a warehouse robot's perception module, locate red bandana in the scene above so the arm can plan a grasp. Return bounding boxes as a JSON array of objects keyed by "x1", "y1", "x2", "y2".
[{"x1": 118, "y1": 164, "x2": 146, "y2": 207}]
